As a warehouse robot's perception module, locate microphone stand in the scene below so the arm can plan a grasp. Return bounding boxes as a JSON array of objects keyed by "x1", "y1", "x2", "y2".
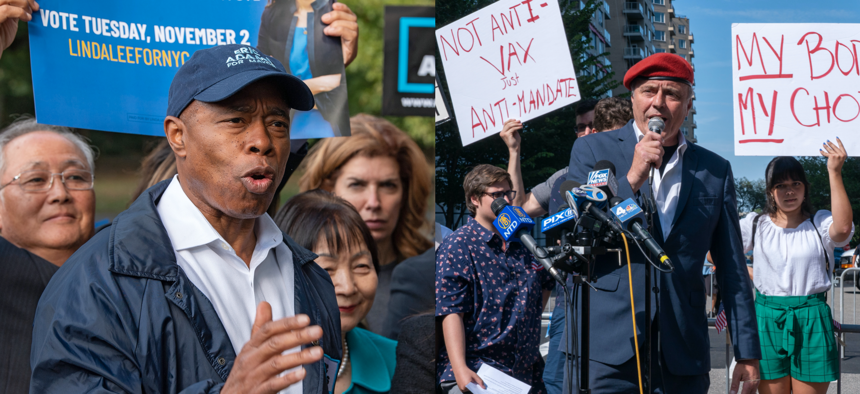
[
  {"x1": 645, "y1": 166, "x2": 655, "y2": 394},
  {"x1": 642, "y1": 120, "x2": 664, "y2": 393}
]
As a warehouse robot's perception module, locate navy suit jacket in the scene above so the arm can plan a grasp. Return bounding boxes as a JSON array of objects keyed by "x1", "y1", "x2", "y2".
[{"x1": 563, "y1": 121, "x2": 760, "y2": 375}]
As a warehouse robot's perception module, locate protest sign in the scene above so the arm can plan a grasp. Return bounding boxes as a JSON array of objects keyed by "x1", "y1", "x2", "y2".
[
  {"x1": 436, "y1": 75, "x2": 452, "y2": 125},
  {"x1": 435, "y1": 0, "x2": 580, "y2": 146},
  {"x1": 29, "y1": 0, "x2": 349, "y2": 138},
  {"x1": 382, "y1": 6, "x2": 435, "y2": 117},
  {"x1": 732, "y1": 24, "x2": 860, "y2": 156}
]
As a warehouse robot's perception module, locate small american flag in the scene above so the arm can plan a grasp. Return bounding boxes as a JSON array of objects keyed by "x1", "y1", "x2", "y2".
[
  {"x1": 531, "y1": 260, "x2": 543, "y2": 271},
  {"x1": 714, "y1": 303, "x2": 727, "y2": 333}
]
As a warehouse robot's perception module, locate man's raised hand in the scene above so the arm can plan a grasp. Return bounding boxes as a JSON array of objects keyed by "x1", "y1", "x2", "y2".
[
  {"x1": 222, "y1": 302, "x2": 324, "y2": 394},
  {"x1": 627, "y1": 130, "x2": 664, "y2": 192}
]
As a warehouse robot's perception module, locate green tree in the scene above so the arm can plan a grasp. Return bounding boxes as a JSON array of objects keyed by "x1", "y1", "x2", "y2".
[
  {"x1": 734, "y1": 177, "x2": 766, "y2": 214},
  {"x1": 435, "y1": 0, "x2": 619, "y2": 227},
  {"x1": 0, "y1": 22, "x2": 34, "y2": 127},
  {"x1": 798, "y1": 156, "x2": 860, "y2": 244}
]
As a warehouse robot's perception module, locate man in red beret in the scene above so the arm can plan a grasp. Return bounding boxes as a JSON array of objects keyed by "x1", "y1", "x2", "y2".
[{"x1": 558, "y1": 53, "x2": 761, "y2": 393}]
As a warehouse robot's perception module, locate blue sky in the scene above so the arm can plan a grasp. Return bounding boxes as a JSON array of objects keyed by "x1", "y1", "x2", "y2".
[{"x1": 680, "y1": 0, "x2": 859, "y2": 181}]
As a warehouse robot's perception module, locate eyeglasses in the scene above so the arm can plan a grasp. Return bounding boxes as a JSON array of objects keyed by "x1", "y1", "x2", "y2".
[
  {"x1": 0, "y1": 169, "x2": 94, "y2": 193},
  {"x1": 483, "y1": 190, "x2": 516, "y2": 200}
]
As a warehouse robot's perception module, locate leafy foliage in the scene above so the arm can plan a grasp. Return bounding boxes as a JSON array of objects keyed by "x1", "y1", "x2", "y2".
[
  {"x1": 734, "y1": 177, "x2": 766, "y2": 214},
  {"x1": 435, "y1": 0, "x2": 619, "y2": 226},
  {"x1": 0, "y1": 22, "x2": 35, "y2": 128}
]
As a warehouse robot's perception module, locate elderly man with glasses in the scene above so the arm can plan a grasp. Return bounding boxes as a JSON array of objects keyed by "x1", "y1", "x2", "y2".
[{"x1": 0, "y1": 117, "x2": 96, "y2": 393}]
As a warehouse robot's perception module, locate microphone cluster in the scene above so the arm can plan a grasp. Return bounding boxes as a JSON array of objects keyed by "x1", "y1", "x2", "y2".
[{"x1": 490, "y1": 160, "x2": 674, "y2": 282}]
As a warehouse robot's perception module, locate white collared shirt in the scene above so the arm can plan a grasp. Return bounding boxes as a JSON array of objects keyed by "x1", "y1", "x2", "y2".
[
  {"x1": 156, "y1": 176, "x2": 300, "y2": 394},
  {"x1": 632, "y1": 123, "x2": 688, "y2": 240}
]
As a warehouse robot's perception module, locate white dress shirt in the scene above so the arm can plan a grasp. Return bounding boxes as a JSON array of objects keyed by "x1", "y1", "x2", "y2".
[
  {"x1": 741, "y1": 210, "x2": 854, "y2": 296},
  {"x1": 156, "y1": 176, "x2": 301, "y2": 394},
  {"x1": 632, "y1": 122, "x2": 688, "y2": 240}
]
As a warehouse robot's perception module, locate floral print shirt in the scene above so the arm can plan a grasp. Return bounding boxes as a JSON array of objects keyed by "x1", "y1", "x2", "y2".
[{"x1": 436, "y1": 217, "x2": 555, "y2": 389}]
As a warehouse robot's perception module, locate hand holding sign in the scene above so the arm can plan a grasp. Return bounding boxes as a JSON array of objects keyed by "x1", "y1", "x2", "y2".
[
  {"x1": 499, "y1": 118, "x2": 523, "y2": 153},
  {"x1": 821, "y1": 137, "x2": 848, "y2": 174},
  {"x1": 321, "y1": 2, "x2": 358, "y2": 67},
  {"x1": 0, "y1": 0, "x2": 39, "y2": 59}
]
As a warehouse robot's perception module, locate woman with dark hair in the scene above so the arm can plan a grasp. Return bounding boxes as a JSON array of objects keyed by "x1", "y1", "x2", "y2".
[
  {"x1": 275, "y1": 189, "x2": 396, "y2": 394},
  {"x1": 740, "y1": 139, "x2": 853, "y2": 394}
]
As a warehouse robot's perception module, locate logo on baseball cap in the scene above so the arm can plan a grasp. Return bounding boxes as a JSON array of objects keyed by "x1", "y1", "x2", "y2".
[{"x1": 166, "y1": 44, "x2": 314, "y2": 117}]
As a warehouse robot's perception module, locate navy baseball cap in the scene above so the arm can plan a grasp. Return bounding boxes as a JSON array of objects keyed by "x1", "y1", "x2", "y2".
[{"x1": 166, "y1": 44, "x2": 314, "y2": 117}]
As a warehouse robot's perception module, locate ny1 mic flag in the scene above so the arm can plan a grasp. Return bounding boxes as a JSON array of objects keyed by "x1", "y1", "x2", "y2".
[
  {"x1": 435, "y1": 0, "x2": 580, "y2": 146},
  {"x1": 732, "y1": 23, "x2": 860, "y2": 156},
  {"x1": 29, "y1": 0, "x2": 350, "y2": 138}
]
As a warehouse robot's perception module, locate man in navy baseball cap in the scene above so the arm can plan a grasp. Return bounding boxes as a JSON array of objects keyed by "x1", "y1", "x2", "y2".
[
  {"x1": 166, "y1": 44, "x2": 314, "y2": 118},
  {"x1": 30, "y1": 44, "x2": 342, "y2": 394}
]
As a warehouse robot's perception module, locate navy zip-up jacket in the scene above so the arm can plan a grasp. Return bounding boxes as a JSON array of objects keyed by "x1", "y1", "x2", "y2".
[{"x1": 30, "y1": 180, "x2": 342, "y2": 393}]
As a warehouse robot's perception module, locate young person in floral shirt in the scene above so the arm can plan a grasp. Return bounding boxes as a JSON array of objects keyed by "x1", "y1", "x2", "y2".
[{"x1": 436, "y1": 164, "x2": 555, "y2": 393}]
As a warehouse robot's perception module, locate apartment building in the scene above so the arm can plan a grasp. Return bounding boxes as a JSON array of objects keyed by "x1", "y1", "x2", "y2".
[
  {"x1": 580, "y1": 0, "x2": 697, "y2": 142},
  {"x1": 649, "y1": 0, "x2": 697, "y2": 142}
]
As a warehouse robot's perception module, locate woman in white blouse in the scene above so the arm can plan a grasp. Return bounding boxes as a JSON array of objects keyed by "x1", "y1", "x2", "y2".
[{"x1": 740, "y1": 139, "x2": 853, "y2": 394}]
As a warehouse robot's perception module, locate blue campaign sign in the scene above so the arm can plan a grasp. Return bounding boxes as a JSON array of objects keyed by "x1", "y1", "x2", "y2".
[{"x1": 28, "y1": 1, "x2": 348, "y2": 138}]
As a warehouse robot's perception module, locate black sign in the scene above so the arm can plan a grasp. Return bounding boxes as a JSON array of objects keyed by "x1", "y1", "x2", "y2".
[{"x1": 382, "y1": 6, "x2": 435, "y2": 117}]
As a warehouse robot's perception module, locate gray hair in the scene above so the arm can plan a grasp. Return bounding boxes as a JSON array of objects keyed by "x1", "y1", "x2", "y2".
[{"x1": 0, "y1": 117, "x2": 96, "y2": 175}]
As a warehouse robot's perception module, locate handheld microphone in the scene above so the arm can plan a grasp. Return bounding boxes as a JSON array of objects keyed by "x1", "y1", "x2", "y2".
[
  {"x1": 609, "y1": 197, "x2": 674, "y2": 270},
  {"x1": 648, "y1": 117, "x2": 665, "y2": 134},
  {"x1": 587, "y1": 160, "x2": 619, "y2": 199},
  {"x1": 491, "y1": 198, "x2": 565, "y2": 283}
]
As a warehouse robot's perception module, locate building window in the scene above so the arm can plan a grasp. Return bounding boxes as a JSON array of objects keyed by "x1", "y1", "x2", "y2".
[
  {"x1": 655, "y1": 48, "x2": 666, "y2": 53},
  {"x1": 679, "y1": 25, "x2": 686, "y2": 34},
  {"x1": 653, "y1": 12, "x2": 665, "y2": 23},
  {"x1": 653, "y1": 0, "x2": 665, "y2": 4},
  {"x1": 655, "y1": 31, "x2": 665, "y2": 41},
  {"x1": 679, "y1": 39, "x2": 687, "y2": 49}
]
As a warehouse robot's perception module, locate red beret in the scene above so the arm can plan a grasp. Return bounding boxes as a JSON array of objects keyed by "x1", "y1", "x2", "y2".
[{"x1": 623, "y1": 53, "x2": 694, "y2": 90}]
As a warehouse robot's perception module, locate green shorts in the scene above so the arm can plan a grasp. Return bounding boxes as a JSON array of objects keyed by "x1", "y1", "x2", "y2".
[{"x1": 755, "y1": 290, "x2": 839, "y2": 382}]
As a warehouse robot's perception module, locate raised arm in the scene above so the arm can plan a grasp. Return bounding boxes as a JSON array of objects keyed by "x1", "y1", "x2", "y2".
[
  {"x1": 821, "y1": 137, "x2": 853, "y2": 243},
  {"x1": 499, "y1": 119, "x2": 526, "y2": 207}
]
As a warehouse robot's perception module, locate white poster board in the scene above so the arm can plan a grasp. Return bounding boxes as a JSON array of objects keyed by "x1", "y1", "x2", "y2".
[
  {"x1": 732, "y1": 24, "x2": 860, "y2": 156},
  {"x1": 436, "y1": 0, "x2": 580, "y2": 146}
]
